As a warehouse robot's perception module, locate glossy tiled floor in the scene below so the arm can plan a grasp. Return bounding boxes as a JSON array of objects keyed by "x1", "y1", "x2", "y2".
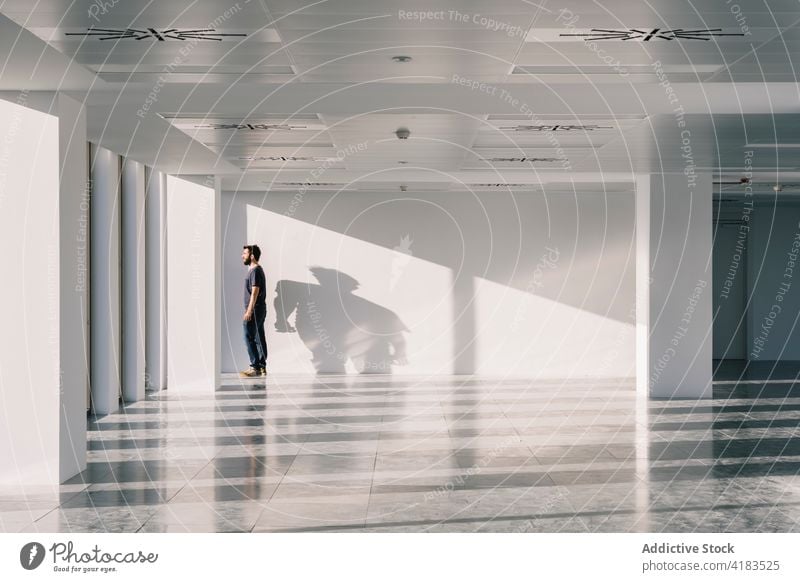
[{"x1": 3, "y1": 370, "x2": 800, "y2": 533}]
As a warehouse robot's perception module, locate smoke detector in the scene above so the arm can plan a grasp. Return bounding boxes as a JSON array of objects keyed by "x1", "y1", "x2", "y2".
[
  {"x1": 395, "y1": 127, "x2": 411, "y2": 140},
  {"x1": 774, "y1": 184, "x2": 783, "y2": 192}
]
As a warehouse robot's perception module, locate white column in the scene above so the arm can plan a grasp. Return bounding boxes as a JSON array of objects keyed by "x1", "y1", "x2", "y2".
[
  {"x1": 635, "y1": 175, "x2": 652, "y2": 396},
  {"x1": 166, "y1": 175, "x2": 216, "y2": 392},
  {"x1": 121, "y1": 158, "x2": 146, "y2": 402},
  {"x1": 57, "y1": 94, "x2": 89, "y2": 481},
  {"x1": 0, "y1": 94, "x2": 90, "y2": 487},
  {"x1": 214, "y1": 176, "x2": 222, "y2": 389},
  {"x1": 634, "y1": 175, "x2": 652, "y2": 526},
  {"x1": 636, "y1": 173, "x2": 713, "y2": 398},
  {"x1": 145, "y1": 168, "x2": 168, "y2": 391},
  {"x1": 0, "y1": 96, "x2": 60, "y2": 488},
  {"x1": 90, "y1": 146, "x2": 121, "y2": 414}
]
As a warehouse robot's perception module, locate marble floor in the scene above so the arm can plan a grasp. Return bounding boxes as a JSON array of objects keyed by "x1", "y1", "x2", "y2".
[{"x1": 3, "y1": 372, "x2": 800, "y2": 533}]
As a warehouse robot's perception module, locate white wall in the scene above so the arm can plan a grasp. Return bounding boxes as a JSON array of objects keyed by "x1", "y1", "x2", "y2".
[
  {"x1": 710, "y1": 200, "x2": 800, "y2": 362},
  {"x1": 222, "y1": 189, "x2": 636, "y2": 378},
  {"x1": 167, "y1": 175, "x2": 217, "y2": 390},
  {"x1": 712, "y1": 219, "x2": 748, "y2": 360},
  {"x1": 747, "y1": 202, "x2": 800, "y2": 360},
  {"x1": 0, "y1": 97, "x2": 60, "y2": 486}
]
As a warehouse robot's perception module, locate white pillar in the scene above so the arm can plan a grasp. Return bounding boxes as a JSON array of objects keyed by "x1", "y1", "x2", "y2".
[
  {"x1": 636, "y1": 173, "x2": 713, "y2": 398},
  {"x1": 214, "y1": 176, "x2": 222, "y2": 390},
  {"x1": 0, "y1": 96, "x2": 60, "y2": 489},
  {"x1": 57, "y1": 94, "x2": 90, "y2": 481},
  {"x1": 90, "y1": 146, "x2": 121, "y2": 414},
  {"x1": 121, "y1": 158, "x2": 146, "y2": 402},
  {"x1": 145, "y1": 168, "x2": 168, "y2": 391},
  {"x1": 635, "y1": 175, "x2": 652, "y2": 397},
  {"x1": 166, "y1": 175, "x2": 217, "y2": 392}
]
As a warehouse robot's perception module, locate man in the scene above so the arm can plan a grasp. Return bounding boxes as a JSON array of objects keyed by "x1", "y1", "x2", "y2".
[{"x1": 240, "y1": 244, "x2": 268, "y2": 377}]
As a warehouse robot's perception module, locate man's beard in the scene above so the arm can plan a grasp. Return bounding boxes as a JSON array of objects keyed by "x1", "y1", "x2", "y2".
[{"x1": 243, "y1": 256, "x2": 251, "y2": 265}]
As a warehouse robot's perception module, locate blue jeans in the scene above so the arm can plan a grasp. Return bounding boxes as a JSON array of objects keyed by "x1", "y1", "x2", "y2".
[{"x1": 243, "y1": 305, "x2": 268, "y2": 369}]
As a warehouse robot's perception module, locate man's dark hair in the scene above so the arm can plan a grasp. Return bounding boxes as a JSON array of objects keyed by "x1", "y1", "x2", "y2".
[{"x1": 243, "y1": 244, "x2": 261, "y2": 261}]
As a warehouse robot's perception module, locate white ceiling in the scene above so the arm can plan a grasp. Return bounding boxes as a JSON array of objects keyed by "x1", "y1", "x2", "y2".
[{"x1": 1, "y1": 0, "x2": 799, "y2": 189}]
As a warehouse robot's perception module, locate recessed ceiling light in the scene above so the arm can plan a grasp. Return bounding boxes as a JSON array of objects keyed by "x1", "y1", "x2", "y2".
[
  {"x1": 469, "y1": 183, "x2": 531, "y2": 188},
  {"x1": 558, "y1": 28, "x2": 745, "y2": 42},
  {"x1": 392, "y1": 56, "x2": 412, "y2": 63},
  {"x1": 65, "y1": 27, "x2": 248, "y2": 41},
  {"x1": 499, "y1": 124, "x2": 612, "y2": 132},
  {"x1": 397, "y1": 160, "x2": 408, "y2": 164},
  {"x1": 511, "y1": 64, "x2": 720, "y2": 75},
  {"x1": 715, "y1": 178, "x2": 753, "y2": 185},
  {"x1": 238, "y1": 155, "x2": 339, "y2": 162},
  {"x1": 161, "y1": 113, "x2": 321, "y2": 121},
  {"x1": 197, "y1": 123, "x2": 307, "y2": 131},
  {"x1": 482, "y1": 157, "x2": 565, "y2": 163},
  {"x1": 486, "y1": 114, "x2": 646, "y2": 121},
  {"x1": 91, "y1": 64, "x2": 294, "y2": 75},
  {"x1": 266, "y1": 182, "x2": 343, "y2": 188}
]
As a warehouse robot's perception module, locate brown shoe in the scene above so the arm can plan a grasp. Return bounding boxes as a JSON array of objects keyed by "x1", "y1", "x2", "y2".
[{"x1": 239, "y1": 367, "x2": 260, "y2": 378}]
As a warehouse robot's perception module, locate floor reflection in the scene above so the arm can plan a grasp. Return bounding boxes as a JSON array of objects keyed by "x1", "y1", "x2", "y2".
[{"x1": 1, "y1": 372, "x2": 799, "y2": 533}]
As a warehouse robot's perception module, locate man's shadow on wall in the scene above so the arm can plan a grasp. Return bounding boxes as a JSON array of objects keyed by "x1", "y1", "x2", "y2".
[{"x1": 274, "y1": 267, "x2": 409, "y2": 374}]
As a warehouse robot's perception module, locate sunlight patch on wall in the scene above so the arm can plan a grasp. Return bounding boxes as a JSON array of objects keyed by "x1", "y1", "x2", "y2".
[
  {"x1": 241, "y1": 205, "x2": 454, "y2": 374},
  {"x1": 474, "y1": 276, "x2": 635, "y2": 379}
]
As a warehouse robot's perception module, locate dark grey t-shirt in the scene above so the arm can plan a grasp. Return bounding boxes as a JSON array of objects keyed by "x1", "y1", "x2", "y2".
[{"x1": 244, "y1": 265, "x2": 267, "y2": 309}]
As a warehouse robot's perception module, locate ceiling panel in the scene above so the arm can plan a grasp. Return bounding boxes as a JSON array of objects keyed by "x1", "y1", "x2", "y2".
[
  {"x1": 321, "y1": 113, "x2": 483, "y2": 171},
  {"x1": 160, "y1": 112, "x2": 341, "y2": 169},
  {"x1": 2, "y1": 1, "x2": 291, "y2": 81},
  {"x1": 1, "y1": 0, "x2": 798, "y2": 183}
]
